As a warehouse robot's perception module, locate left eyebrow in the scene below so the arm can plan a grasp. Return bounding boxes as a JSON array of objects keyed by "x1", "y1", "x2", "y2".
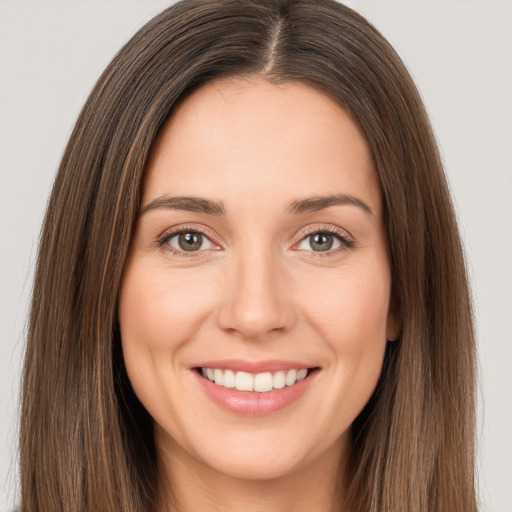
[{"x1": 286, "y1": 194, "x2": 374, "y2": 216}]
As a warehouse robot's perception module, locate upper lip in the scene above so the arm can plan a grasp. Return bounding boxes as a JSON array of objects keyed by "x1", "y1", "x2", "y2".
[{"x1": 193, "y1": 359, "x2": 315, "y2": 373}]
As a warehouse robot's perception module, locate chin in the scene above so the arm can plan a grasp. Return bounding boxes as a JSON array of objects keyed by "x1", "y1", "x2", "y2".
[
  {"x1": 200, "y1": 450, "x2": 307, "y2": 482},
  {"x1": 171, "y1": 424, "x2": 346, "y2": 483}
]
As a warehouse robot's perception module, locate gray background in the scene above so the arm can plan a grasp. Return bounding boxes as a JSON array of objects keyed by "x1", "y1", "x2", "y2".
[{"x1": 1, "y1": 1, "x2": 511, "y2": 511}]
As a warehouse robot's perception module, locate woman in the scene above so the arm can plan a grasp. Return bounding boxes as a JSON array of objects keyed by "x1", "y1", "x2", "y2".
[{"x1": 20, "y1": 0, "x2": 478, "y2": 511}]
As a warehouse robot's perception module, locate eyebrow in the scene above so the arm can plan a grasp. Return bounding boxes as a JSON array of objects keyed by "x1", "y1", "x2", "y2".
[
  {"x1": 286, "y1": 194, "x2": 374, "y2": 216},
  {"x1": 141, "y1": 196, "x2": 226, "y2": 215},
  {"x1": 140, "y1": 193, "x2": 373, "y2": 217}
]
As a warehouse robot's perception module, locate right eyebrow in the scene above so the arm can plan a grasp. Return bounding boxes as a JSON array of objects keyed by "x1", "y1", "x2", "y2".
[{"x1": 140, "y1": 196, "x2": 226, "y2": 216}]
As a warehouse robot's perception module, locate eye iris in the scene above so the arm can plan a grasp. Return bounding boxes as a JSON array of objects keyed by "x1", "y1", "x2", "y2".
[
  {"x1": 178, "y1": 232, "x2": 203, "y2": 251},
  {"x1": 310, "y1": 233, "x2": 333, "y2": 252}
]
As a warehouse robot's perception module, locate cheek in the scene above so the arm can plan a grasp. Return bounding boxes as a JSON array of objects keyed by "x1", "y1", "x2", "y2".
[
  {"x1": 301, "y1": 263, "x2": 391, "y2": 395},
  {"x1": 118, "y1": 264, "x2": 216, "y2": 425},
  {"x1": 118, "y1": 264, "x2": 213, "y2": 353},
  {"x1": 117, "y1": 265, "x2": 198, "y2": 407},
  {"x1": 305, "y1": 262, "x2": 391, "y2": 341}
]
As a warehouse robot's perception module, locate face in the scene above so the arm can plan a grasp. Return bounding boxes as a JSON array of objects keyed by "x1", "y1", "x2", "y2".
[{"x1": 119, "y1": 77, "x2": 396, "y2": 483}]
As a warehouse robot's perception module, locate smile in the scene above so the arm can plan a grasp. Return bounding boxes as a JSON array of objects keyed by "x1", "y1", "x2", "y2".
[
  {"x1": 193, "y1": 361, "x2": 319, "y2": 416},
  {"x1": 200, "y1": 367, "x2": 309, "y2": 392}
]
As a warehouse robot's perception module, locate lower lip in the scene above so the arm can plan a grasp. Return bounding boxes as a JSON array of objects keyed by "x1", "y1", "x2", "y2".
[{"x1": 194, "y1": 369, "x2": 318, "y2": 416}]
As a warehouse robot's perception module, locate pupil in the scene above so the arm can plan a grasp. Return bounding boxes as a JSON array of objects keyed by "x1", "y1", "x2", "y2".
[
  {"x1": 311, "y1": 233, "x2": 333, "y2": 251},
  {"x1": 178, "y1": 232, "x2": 202, "y2": 251}
]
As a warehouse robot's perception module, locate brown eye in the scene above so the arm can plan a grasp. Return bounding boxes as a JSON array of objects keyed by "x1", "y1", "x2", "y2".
[
  {"x1": 165, "y1": 231, "x2": 214, "y2": 253},
  {"x1": 178, "y1": 232, "x2": 203, "y2": 251},
  {"x1": 309, "y1": 233, "x2": 334, "y2": 252},
  {"x1": 296, "y1": 230, "x2": 348, "y2": 254}
]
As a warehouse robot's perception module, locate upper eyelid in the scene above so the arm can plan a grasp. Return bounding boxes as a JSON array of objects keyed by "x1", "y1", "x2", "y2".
[
  {"x1": 293, "y1": 226, "x2": 354, "y2": 253},
  {"x1": 294, "y1": 225, "x2": 355, "y2": 252},
  {"x1": 298, "y1": 224, "x2": 353, "y2": 240},
  {"x1": 159, "y1": 224, "x2": 220, "y2": 244}
]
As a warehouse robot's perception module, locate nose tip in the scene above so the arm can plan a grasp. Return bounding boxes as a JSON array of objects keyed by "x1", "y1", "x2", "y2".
[{"x1": 216, "y1": 253, "x2": 295, "y2": 340}]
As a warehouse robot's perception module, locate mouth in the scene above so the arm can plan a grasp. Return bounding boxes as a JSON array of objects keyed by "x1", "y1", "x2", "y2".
[{"x1": 192, "y1": 361, "x2": 320, "y2": 416}]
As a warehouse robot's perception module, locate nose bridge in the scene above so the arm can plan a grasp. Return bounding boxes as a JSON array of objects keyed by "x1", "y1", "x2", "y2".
[{"x1": 216, "y1": 239, "x2": 294, "y2": 339}]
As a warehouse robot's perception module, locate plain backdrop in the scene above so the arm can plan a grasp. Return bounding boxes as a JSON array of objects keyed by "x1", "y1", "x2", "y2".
[{"x1": 0, "y1": 1, "x2": 511, "y2": 511}]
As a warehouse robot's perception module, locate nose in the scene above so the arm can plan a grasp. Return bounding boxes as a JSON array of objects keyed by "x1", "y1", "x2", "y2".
[{"x1": 216, "y1": 245, "x2": 296, "y2": 340}]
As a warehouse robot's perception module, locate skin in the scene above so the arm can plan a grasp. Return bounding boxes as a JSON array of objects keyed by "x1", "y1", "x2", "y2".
[{"x1": 118, "y1": 76, "x2": 397, "y2": 512}]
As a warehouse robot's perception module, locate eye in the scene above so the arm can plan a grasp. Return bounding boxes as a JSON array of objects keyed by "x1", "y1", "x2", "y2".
[
  {"x1": 160, "y1": 229, "x2": 216, "y2": 255},
  {"x1": 296, "y1": 228, "x2": 353, "y2": 254}
]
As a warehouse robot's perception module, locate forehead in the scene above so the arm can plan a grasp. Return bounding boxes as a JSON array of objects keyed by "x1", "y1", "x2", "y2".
[{"x1": 143, "y1": 76, "x2": 380, "y2": 216}]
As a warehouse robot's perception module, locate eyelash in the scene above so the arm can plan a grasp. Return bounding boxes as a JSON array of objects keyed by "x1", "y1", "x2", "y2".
[
  {"x1": 297, "y1": 226, "x2": 355, "y2": 258},
  {"x1": 157, "y1": 225, "x2": 218, "y2": 258},
  {"x1": 157, "y1": 225, "x2": 354, "y2": 259}
]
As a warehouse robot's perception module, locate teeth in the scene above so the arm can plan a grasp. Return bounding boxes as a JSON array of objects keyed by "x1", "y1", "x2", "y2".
[
  {"x1": 285, "y1": 369, "x2": 297, "y2": 386},
  {"x1": 254, "y1": 372, "x2": 273, "y2": 392},
  {"x1": 297, "y1": 369, "x2": 308, "y2": 381},
  {"x1": 223, "y1": 369, "x2": 236, "y2": 388},
  {"x1": 200, "y1": 367, "x2": 310, "y2": 392},
  {"x1": 235, "y1": 371, "x2": 253, "y2": 391},
  {"x1": 213, "y1": 369, "x2": 223, "y2": 385},
  {"x1": 273, "y1": 370, "x2": 286, "y2": 389}
]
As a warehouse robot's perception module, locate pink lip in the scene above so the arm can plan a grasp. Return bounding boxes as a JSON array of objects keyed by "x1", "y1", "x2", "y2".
[
  {"x1": 192, "y1": 364, "x2": 319, "y2": 416},
  {"x1": 193, "y1": 359, "x2": 312, "y2": 373}
]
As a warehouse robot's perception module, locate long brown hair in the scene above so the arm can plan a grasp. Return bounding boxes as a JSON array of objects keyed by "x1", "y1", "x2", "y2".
[{"x1": 20, "y1": 1, "x2": 477, "y2": 511}]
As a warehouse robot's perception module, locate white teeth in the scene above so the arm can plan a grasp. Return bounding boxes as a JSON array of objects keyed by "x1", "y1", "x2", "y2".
[
  {"x1": 273, "y1": 370, "x2": 286, "y2": 389},
  {"x1": 235, "y1": 371, "x2": 253, "y2": 391},
  {"x1": 213, "y1": 369, "x2": 223, "y2": 385},
  {"x1": 223, "y1": 369, "x2": 236, "y2": 388},
  {"x1": 200, "y1": 367, "x2": 311, "y2": 392},
  {"x1": 254, "y1": 372, "x2": 273, "y2": 392},
  {"x1": 285, "y1": 369, "x2": 298, "y2": 386},
  {"x1": 297, "y1": 369, "x2": 308, "y2": 381}
]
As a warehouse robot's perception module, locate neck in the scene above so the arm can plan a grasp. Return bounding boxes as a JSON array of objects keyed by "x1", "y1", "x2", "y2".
[{"x1": 156, "y1": 435, "x2": 349, "y2": 512}]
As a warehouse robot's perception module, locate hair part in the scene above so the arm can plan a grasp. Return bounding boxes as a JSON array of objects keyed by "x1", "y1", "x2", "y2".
[{"x1": 21, "y1": 1, "x2": 477, "y2": 511}]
